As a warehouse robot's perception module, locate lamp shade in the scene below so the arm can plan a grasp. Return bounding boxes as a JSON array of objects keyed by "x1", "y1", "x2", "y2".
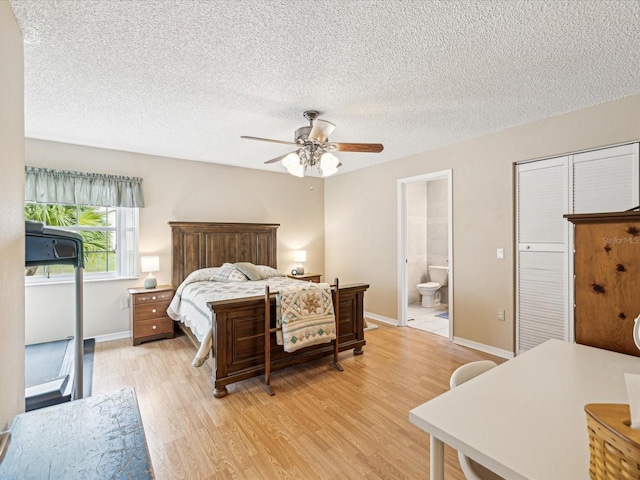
[
  {"x1": 288, "y1": 164, "x2": 305, "y2": 177},
  {"x1": 282, "y1": 152, "x2": 305, "y2": 177},
  {"x1": 320, "y1": 152, "x2": 339, "y2": 169},
  {"x1": 320, "y1": 152, "x2": 340, "y2": 177},
  {"x1": 321, "y1": 166, "x2": 339, "y2": 177},
  {"x1": 141, "y1": 255, "x2": 160, "y2": 273},
  {"x1": 294, "y1": 250, "x2": 307, "y2": 263},
  {"x1": 282, "y1": 152, "x2": 301, "y2": 170}
]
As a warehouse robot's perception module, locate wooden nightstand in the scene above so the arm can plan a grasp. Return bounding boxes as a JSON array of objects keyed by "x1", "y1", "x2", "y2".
[
  {"x1": 128, "y1": 285, "x2": 175, "y2": 346},
  {"x1": 287, "y1": 273, "x2": 322, "y2": 283}
]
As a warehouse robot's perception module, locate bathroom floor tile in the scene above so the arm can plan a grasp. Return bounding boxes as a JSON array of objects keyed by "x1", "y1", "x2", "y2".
[{"x1": 407, "y1": 303, "x2": 449, "y2": 337}]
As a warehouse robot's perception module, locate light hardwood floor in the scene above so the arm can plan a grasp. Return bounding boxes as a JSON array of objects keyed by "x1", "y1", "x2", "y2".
[{"x1": 93, "y1": 323, "x2": 504, "y2": 479}]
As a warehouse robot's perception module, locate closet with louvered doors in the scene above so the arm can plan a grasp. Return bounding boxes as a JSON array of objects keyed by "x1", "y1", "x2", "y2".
[{"x1": 516, "y1": 143, "x2": 639, "y2": 355}]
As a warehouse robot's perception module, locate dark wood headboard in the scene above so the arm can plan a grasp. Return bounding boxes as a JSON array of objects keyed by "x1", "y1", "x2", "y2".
[{"x1": 169, "y1": 222, "x2": 279, "y2": 287}]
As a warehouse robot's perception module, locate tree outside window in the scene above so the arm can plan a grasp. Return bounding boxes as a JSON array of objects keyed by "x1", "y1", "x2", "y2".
[{"x1": 25, "y1": 203, "x2": 119, "y2": 278}]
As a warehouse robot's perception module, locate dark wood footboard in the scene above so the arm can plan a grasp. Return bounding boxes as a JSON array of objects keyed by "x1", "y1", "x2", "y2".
[{"x1": 208, "y1": 283, "x2": 368, "y2": 397}]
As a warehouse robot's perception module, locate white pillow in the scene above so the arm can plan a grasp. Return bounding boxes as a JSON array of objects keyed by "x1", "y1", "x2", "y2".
[
  {"x1": 175, "y1": 267, "x2": 221, "y2": 297},
  {"x1": 183, "y1": 267, "x2": 220, "y2": 283}
]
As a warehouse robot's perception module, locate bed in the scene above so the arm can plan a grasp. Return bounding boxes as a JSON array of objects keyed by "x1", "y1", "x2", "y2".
[{"x1": 168, "y1": 222, "x2": 368, "y2": 397}]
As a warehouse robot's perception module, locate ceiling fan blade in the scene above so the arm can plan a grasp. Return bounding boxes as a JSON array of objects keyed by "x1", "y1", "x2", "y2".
[
  {"x1": 332, "y1": 142, "x2": 384, "y2": 153},
  {"x1": 241, "y1": 135, "x2": 295, "y2": 146},
  {"x1": 264, "y1": 151, "x2": 296, "y2": 164},
  {"x1": 308, "y1": 119, "x2": 336, "y2": 143}
]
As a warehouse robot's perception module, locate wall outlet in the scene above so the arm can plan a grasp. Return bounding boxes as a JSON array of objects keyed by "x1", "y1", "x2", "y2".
[
  {"x1": 120, "y1": 297, "x2": 129, "y2": 309},
  {"x1": 497, "y1": 309, "x2": 505, "y2": 321}
]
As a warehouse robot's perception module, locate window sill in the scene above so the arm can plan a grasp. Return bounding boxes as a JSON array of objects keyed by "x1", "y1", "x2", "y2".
[{"x1": 25, "y1": 275, "x2": 139, "y2": 287}]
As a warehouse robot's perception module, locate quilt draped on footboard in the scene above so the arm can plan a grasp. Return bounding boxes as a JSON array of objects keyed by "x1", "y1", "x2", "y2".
[{"x1": 276, "y1": 283, "x2": 336, "y2": 353}]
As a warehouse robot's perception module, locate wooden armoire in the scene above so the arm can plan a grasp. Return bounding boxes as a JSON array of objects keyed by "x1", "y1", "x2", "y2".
[{"x1": 566, "y1": 210, "x2": 640, "y2": 356}]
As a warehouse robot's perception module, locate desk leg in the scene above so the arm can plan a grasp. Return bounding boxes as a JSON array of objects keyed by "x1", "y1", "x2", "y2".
[{"x1": 430, "y1": 435, "x2": 444, "y2": 480}]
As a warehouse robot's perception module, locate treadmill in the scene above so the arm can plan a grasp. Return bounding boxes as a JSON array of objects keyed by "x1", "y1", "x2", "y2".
[{"x1": 24, "y1": 221, "x2": 84, "y2": 410}]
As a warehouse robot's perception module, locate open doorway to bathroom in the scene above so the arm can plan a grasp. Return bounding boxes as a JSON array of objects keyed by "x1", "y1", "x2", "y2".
[{"x1": 397, "y1": 170, "x2": 452, "y2": 339}]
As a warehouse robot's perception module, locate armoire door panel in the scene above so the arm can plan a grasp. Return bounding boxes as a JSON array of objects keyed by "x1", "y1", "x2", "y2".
[{"x1": 571, "y1": 216, "x2": 640, "y2": 356}]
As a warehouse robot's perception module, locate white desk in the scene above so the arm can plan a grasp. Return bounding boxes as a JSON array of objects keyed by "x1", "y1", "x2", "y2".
[{"x1": 409, "y1": 339, "x2": 640, "y2": 480}]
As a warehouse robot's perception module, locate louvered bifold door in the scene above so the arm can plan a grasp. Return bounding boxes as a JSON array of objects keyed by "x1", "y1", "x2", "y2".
[
  {"x1": 516, "y1": 158, "x2": 569, "y2": 354},
  {"x1": 572, "y1": 144, "x2": 639, "y2": 214}
]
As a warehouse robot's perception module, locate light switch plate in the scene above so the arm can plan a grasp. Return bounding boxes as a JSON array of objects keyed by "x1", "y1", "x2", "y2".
[{"x1": 497, "y1": 248, "x2": 504, "y2": 259}]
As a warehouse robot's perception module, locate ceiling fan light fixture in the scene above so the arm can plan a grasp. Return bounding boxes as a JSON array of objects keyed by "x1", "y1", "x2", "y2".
[
  {"x1": 288, "y1": 164, "x2": 305, "y2": 177},
  {"x1": 320, "y1": 152, "x2": 339, "y2": 169},
  {"x1": 244, "y1": 111, "x2": 384, "y2": 178},
  {"x1": 282, "y1": 151, "x2": 306, "y2": 177},
  {"x1": 281, "y1": 152, "x2": 301, "y2": 170},
  {"x1": 321, "y1": 166, "x2": 339, "y2": 177},
  {"x1": 320, "y1": 152, "x2": 340, "y2": 177}
]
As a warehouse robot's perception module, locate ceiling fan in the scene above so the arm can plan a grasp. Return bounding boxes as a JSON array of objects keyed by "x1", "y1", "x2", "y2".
[{"x1": 241, "y1": 111, "x2": 384, "y2": 177}]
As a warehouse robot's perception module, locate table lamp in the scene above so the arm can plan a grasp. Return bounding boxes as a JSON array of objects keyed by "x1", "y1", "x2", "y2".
[
  {"x1": 141, "y1": 255, "x2": 159, "y2": 289},
  {"x1": 294, "y1": 250, "x2": 306, "y2": 275}
]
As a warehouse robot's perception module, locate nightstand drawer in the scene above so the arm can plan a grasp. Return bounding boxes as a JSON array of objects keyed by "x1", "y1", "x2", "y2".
[
  {"x1": 135, "y1": 318, "x2": 173, "y2": 338},
  {"x1": 133, "y1": 290, "x2": 173, "y2": 305},
  {"x1": 134, "y1": 301, "x2": 171, "y2": 320}
]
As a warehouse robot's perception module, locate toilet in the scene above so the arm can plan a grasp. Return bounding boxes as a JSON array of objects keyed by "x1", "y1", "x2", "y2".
[{"x1": 417, "y1": 266, "x2": 449, "y2": 308}]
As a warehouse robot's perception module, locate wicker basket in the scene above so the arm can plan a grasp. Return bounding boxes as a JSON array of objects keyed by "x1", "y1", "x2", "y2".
[{"x1": 585, "y1": 404, "x2": 640, "y2": 480}]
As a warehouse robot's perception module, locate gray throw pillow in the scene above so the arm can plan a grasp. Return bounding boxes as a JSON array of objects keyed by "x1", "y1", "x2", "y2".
[
  {"x1": 212, "y1": 263, "x2": 248, "y2": 282},
  {"x1": 234, "y1": 262, "x2": 264, "y2": 281}
]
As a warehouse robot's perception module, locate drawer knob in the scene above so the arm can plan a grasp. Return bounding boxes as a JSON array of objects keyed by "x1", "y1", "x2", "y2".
[
  {"x1": 152, "y1": 296, "x2": 156, "y2": 300},
  {"x1": 152, "y1": 325, "x2": 157, "y2": 330},
  {"x1": 152, "y1": 309, "x2": 157, "y2": 313}
]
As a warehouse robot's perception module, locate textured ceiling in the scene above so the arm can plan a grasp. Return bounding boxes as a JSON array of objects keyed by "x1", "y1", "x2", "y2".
[{"x1": 9, "y1": 0, "x2": 640, "y2": 176}]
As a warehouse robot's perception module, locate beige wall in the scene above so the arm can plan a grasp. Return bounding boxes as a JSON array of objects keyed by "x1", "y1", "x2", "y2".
[
  {"x1": 0, "y1": 2, "x2": 26, "y2": 425},
  {"x1": 24, "y1": 140, "x2": 325, "y2": 344},
  {"x1": 325, "y1": 94, "x2": 640, "y2": 354}
]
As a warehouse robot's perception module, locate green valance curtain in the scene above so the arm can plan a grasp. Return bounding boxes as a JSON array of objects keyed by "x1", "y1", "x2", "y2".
[{"x1": 25, "y1": 166, "x2": 145, "y2": 208}]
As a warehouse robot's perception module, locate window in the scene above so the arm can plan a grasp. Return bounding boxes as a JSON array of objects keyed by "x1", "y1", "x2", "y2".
[
  {"x1": 24, "y1": 166, "x2": 144, "y2": 282},
  {"x1": 25, "y1": 202, "x2": 138, "y2": 281}
]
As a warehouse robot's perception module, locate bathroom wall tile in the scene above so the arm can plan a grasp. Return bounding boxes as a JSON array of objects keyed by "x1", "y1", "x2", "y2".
[
  {"x1": 409, "y1": 222, "x2": 427, "y2": 255},
  {"x1": 428, "y1": 224, "x2": 448, "y2": 256},
  {"x1": 427, "y1": 215, "x2": 448, "y2": 225},
  {"x1": 427, "y1": 254, "x2": 449, "y2": 266},
  {"x1": 406, "y1": 181, "x2": 427, "y2": 216},
  {"x1": 427, "y1": 179, "x2": 448, "y2": 217}
]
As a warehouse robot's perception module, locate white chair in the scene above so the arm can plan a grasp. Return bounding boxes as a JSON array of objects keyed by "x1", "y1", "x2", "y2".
[{"x1": 449, "y1": 361, "x2": 504, "y2": 480}]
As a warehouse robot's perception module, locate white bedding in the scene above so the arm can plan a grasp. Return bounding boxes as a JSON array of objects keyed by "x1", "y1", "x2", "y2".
[{"x1": 167, "y1": 272, "x2": 309, "y2": 366}]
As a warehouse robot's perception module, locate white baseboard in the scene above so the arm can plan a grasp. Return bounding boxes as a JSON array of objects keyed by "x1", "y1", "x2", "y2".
[
  {"x1": 452, "y1": 336, "x2": 514, "y2": 359},
  {"x1": 364, "y1": 311, "x2": 398, "y2": 326},
  {"x1": 93, "y1": 330, "x2": 131, "y2": 343}
]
